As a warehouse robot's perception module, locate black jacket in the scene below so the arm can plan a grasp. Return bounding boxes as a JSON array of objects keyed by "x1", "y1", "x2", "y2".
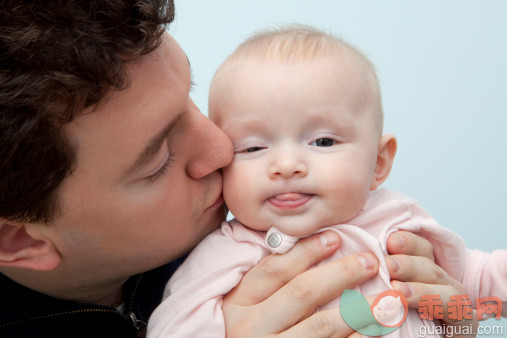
[{"x1": 0, "y1": 256, "x2": 186, "y2": 338}]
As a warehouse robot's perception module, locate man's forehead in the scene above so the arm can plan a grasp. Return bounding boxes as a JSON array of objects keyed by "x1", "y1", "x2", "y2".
[{"x1": 63, "y1": 33, "x2": 190, "y2": 175}]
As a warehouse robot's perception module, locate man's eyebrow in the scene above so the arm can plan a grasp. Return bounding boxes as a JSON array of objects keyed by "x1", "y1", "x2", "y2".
[{"x1": 122, "y1": 112, "x2": 185, "y2": 179}]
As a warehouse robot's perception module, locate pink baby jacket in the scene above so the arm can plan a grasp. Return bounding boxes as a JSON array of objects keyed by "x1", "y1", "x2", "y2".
[{"x1": 147, "y1": 189, "x2": 506, "y2": 337}]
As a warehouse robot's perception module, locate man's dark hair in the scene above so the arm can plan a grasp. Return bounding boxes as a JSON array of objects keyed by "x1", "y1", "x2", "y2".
[{"x1": 0, "y1": 0, "x2": 175, "y2": 223}]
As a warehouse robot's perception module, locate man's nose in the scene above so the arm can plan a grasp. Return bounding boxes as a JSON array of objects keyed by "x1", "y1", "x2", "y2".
[
  {"x1": 185, "y1": 101, "x2": 233, "y2": 179},
  {"x1": 268, "y1": 152, "x2": 308, "y2": 179}
]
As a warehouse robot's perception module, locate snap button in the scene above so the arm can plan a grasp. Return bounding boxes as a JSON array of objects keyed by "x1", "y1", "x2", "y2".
[{"x1": 267, "y1": 232, "x2": 282, "y2": 248}]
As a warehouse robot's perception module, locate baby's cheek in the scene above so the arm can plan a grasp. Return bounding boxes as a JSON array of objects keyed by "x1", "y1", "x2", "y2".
[
  {"x1": 222, "y1": 163, "x2": 256, "y2": 218},
  {"x1": 323, "y1": 173, "x2": 370, "y2": 222},
  {"x1": 222, "y1": 170, "x2": 242, "y2": 208},
  {"x1": 329, "y1": 172, "x2": 366, "y2": 200}
]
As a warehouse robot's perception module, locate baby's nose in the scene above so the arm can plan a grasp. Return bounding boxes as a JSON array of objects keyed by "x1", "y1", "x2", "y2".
[{"x1": 268, "y1": 158, "x2": 308, "y2": 179}]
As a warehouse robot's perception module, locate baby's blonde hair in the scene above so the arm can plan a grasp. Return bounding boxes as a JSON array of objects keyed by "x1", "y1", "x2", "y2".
[{"x1": 214, "y1": 24, "x2": 384, "y2": 133}]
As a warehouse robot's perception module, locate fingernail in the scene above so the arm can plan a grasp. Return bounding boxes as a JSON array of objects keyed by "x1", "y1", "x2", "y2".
[
  {"x1": 385, "y1": 256, "x2": 400, "y2": 272},
  {"x1": 391, "y1": 232, "x2": 405, "y2": 249},
  {"x1": 394, "y1": 282, "x2": 412, "y2": 297},
  {"x1": 320, "y1": 231, "x2": 339, "y2": 247},
  {"x1": 357, "y1": 253, "x2": 377, "y2": 269}
]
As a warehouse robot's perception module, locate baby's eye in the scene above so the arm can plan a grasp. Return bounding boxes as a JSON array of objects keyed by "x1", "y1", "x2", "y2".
[
  {"x1": 234, "y1": 144, "x2": 267, "y2": 154},
  {"x1": 310, "y1": 138, "x2": 337, "y2": 147},
  {"x1": 245, "y1": 146, "x2": 265, "y2": 153}
]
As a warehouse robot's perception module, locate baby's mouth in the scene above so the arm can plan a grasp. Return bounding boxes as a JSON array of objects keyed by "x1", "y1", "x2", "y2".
[{"x1": 268, "y1": 193, "x2": 313, "y2": 209}]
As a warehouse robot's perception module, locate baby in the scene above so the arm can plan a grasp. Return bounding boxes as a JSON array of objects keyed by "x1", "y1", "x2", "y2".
[{"x1": 148, "y1": 25, "x2": 506, "y2": 337}]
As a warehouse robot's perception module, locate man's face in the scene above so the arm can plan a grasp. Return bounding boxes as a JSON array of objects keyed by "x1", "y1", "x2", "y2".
[
  {"x1": 210, "y1": 56, "x2": 380, "y2": 236},
  {"x1": 45, "y1": 34, "x2": 233, "y2": 282}
]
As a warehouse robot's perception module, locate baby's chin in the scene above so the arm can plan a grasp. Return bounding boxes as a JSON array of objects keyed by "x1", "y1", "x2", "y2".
[{"x1": 241, "y1": 214, "x2": 337, "y2": 237}]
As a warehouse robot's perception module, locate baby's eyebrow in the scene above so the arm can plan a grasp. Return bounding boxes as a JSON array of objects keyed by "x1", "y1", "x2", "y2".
[
  {"x1": 221, "y1": 118, "x2": 267, "y2": 137},
  {"x1": 306, "y1": 107, "x2": 353, "y2": 123}
]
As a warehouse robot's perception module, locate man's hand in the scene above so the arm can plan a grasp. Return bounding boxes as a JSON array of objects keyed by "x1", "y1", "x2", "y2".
[
  {"x1": 387, "y1": 231, "x2": 478, "y2": 337},
  {"x1": 222, "y1": 231, "x2": 379, "y2": 337},
  {"x1": 222, "y1": 230, "x2": 478, "y2": 337}
]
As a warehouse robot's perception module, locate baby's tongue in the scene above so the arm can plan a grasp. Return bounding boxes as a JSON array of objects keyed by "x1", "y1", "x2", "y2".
[{"x1": 272, "y1": 193, "x2": 308, "y2": 201}]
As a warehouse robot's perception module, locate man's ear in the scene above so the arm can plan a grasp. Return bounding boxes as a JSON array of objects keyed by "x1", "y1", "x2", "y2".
[
  {"x1": 0, "y1": 218, "x2": 61, "y2": 271},
  {"x1": 370, "y1": 134, "x2": 397, "y2": 191}
]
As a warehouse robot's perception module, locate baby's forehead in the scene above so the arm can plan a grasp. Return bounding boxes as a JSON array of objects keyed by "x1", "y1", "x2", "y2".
[
  {"x1": 210, "y1": 26, "x2": 384, "y2": 134},
  {"x1": 213, "y1": 32, "x2": 380, "y2": 105},
  {"x1": 212, "y1": 56, "x2": 381, "y2": 129}
]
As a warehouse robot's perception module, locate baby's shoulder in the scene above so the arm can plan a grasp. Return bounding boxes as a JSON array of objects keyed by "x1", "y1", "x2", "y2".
[{"x1": 365, "y1": 188, "x2": 419, "y2": 211}]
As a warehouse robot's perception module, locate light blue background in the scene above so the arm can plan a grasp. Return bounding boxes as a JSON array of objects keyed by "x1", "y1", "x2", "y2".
[{"x1": 170, "y1": 1, "x2": 506, "y2": 334}]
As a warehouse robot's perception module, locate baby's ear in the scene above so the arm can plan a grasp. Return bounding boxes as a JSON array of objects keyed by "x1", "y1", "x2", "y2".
[
  {"x1": 370, "y1": 134, "x2": 397, "y2": 191},
  {"x1": 0, "y1": 218, "x2": 61, "y2": 271}
]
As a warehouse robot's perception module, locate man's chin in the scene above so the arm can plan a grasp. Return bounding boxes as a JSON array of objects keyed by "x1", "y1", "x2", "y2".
[{"x1": 202, "y1": 205, "x2": 227, "y2": 235}]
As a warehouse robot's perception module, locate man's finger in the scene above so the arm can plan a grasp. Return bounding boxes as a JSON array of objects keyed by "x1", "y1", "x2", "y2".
[
  {"x1": 278, "y1": 307, "x2": 352, "y2": 338},
  {"x1": 346, "y1": 332, "x2": 372, "y2": 338},
  {"x1": 386, "y1": 255, "x2": 459, "y2": 289},
  {"x1": 386, "y1": 231, "x2": 434, "y2": 261},
  {"x1": 391, "y1": 281, "x2": 461, "y2": 308},
  {"x1": 280, "y1": 293, "x2": 384, "y2": 338},
  {"x1": 259, "y1": 252, "x2": 379, "y2": 334},
  {"x1": 229, "y1": 231, "x2": 341, "y2": 306},
  {"x1": 444, "y1": 309, "x2": 479, "y2": 338},
  {"x1": 391, "y1": 281, "x2": 478, "y2": 336}
]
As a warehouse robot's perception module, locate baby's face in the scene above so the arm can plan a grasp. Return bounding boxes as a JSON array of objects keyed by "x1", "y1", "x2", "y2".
[{"x1": 209, "y1": 56, "x2": 381, "y2": 236}]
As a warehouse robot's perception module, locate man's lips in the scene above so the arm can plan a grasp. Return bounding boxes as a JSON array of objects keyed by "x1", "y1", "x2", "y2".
[
  {"x1": 207, "y1": 193, "x2": 224, "y2": 210},
  {"x1": 268, "y1": 193, "x2": 313, "y2": 209},
  {"x1": 205, "y1": 173, "x2": 224, "y2": 211}
]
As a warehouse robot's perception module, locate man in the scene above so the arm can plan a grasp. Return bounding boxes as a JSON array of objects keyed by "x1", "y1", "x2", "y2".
[{"x1": 0, "y1": 1, "x2": 472, "y2": 337}]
